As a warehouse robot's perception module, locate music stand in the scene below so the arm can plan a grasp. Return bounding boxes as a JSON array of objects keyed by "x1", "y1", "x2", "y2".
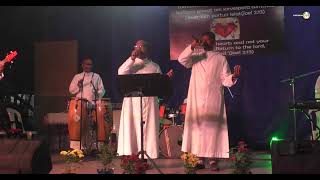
[
  {"x1": 118, "y1": 73, "x2": 172, "y2": 174},
  {"x1": 281, "y1": 69, "x2": 320, "y2": 141}
]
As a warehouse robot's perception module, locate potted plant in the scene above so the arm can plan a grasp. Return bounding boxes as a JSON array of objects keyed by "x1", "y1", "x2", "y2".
[
  {"x1": 181, "y1": 152, "x2": 200, "y2": 174},
  {"x1": 120, "y1": 155, "x2": 150, "y2": 174},
  {"x1": 97, "y1": 143, "x2": 118, "y2": 174},
  {"x1": 60, "y1": 149, "x2": 84, "y2": 174},
  {"x1": 229, "y1": 141, "x2": 253, "y2": 174}
]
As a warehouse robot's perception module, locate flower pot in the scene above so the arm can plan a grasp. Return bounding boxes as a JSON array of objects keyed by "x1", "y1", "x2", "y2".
[
  {"x1": 97, "y1": 168, "x2": 114, "y2": 174},
  {"x1": 185, "y1": 169, "x2": 196, "y2": 174}
]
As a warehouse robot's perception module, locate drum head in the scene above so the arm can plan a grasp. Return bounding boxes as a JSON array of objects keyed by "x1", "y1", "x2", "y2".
[{"x1": 159, "y1": 126, "x2": 183, "y2": 159}]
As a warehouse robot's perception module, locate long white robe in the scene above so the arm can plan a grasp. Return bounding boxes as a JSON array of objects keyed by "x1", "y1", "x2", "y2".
[
  {"x1": 313, "y1": 76, "x2": 320, "y2": 139},
  {"x1": 178, "y1": 45, "x2": 236, "y2": 158},
  {"x1": 68, "y1": 72, "x2": 105, "y2": 149},
  {"x1": 117, "y1": 57, "x2": 162, "y2": 159}
]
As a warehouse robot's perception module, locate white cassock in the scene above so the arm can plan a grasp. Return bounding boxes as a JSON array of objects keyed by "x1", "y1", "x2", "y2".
[
  {"x1": 117, "y1": 57, "x2": 161, "y2": 159},
  {"x1": 69, "y1": 72, "x2": 105, "y2": 102},
  {"x1": 313, "y1": 76, "x2": 320, "y2": 139},
  {"x1": 178, "y1": 45, "x2": 236, "y2": 158},
  {"x1": 68, "y1": 72, "x2": 105, "y2": 149}
]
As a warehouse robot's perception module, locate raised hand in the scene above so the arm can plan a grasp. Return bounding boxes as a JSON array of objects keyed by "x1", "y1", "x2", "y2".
[{"x1": 131, "y1": 49, "x2": 141, "y2": 61}]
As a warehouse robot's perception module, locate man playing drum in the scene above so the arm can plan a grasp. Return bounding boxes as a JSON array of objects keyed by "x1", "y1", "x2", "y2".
[{"x1": 68, "y1": 58, "x2": 106, "y2": 150}]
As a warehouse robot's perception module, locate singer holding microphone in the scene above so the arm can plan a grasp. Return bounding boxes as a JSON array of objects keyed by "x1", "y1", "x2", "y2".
[
  {"x1": 117, "y1": 40, "x2": 173, "y2": 161},
  {"x1": 68, "y1": 57, "x2": 105, "y2": 150},
  {"x1": 178, "y1": 31, "x2": 241, "y2": 170}
]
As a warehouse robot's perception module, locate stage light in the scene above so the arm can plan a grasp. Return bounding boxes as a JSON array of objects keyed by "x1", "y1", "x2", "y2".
[{"x1": 269, "y1": 136, "x2": 282, "y2": 149}]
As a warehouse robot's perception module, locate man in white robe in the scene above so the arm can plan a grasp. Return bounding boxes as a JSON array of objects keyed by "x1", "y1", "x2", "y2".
[
  {"x1": 312, "y1": 76, "x2": 320, "y2": 139},
  {"x1": 178, "y1": 32, "x2": 241, "y2": 169},
  {"x1": 117, "y1": 40, "x2": 171, "y2": 159},
  {"x1": 69, "y1": 58, "x2": 105, "y2": 150}
]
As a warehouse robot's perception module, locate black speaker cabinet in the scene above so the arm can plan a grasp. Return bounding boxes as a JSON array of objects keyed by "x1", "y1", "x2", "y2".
[
  {"x1": 271, "y1": 140, "x2": 320, "y2": 174},
  {"x1": 0, "y1": 138, "x2": 52, "y2": 174}
]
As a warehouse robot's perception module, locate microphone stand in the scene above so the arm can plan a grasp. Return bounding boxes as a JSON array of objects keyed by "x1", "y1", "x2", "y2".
[
  {"x1": 79, "y1": 72, "x2": 86, "y2": 150},
  {"x1": 280, "y1": 69, "x2": 320, "y2": 142},
  {"x1": 90, "y1": 73, "x2": 99, "y2": 150},
  {"x1": 227, "y1": 87, "x2": 234, "y2": 99}
]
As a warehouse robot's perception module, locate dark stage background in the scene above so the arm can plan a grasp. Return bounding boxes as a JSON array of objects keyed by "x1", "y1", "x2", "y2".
[{"x1": 0, "y1": 6, "x2": 320, "y2": 149}]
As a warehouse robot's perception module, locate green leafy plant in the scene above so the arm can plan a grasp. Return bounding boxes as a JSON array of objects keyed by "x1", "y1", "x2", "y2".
[{"x1": 97, "y1": 143, "x2": 118, "y2": 174}]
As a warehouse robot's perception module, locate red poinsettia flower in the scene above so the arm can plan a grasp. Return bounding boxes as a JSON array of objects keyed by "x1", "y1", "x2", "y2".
[
  {"x1": 230, "y1": 155, "x2": 236, "y2": 161},
  {"x1": 120, "y1": 155, "x2": 150, "y2": 174}
]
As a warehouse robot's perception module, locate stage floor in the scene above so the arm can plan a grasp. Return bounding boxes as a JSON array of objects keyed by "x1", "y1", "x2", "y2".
[{"x1": 49, "y1": 151, "x2": 272, "y2": 174}]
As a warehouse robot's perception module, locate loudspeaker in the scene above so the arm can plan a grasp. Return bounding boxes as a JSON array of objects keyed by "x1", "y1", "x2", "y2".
[
  {"x1": 271, "y1": 140, "x2": 320, "y2": 174},
  {"x1": 0, "y1": 138, "x2": 52, "y2": 174}
]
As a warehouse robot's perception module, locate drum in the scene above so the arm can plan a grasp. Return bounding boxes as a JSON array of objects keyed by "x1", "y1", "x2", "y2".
[
  {"x1": 93, "y1": 98, "x2": 113, "y2": 142},
  {"x1": 67, "y1": 98, "x2": 89, "y2": 141},
  {"x1": 159, "y1": 125, "x2": 184, "y2": 159}
]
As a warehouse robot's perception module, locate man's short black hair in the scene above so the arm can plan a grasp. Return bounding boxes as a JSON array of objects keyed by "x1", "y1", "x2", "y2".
[
  {"x1": 81, "y1": 57, "x2": 93, "y2": 64},
  {"x1": 201, "y1": 31, "x2": 216, "y2": 41}
]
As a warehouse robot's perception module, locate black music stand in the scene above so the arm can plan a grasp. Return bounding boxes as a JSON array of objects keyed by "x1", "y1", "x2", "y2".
[
  {"x1": 281, "y1": 69, "x2": 320, "y2": 141},
  {"x1": 118, "y1": 73, "x2": 172, "y2": 174}
]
